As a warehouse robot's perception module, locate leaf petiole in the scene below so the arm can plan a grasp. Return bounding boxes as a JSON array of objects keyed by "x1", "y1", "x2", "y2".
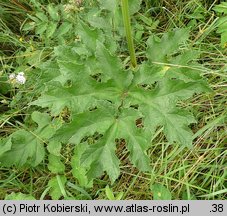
[{"x1": 121, "y1": 0, "x2": 137, "y2": 68}]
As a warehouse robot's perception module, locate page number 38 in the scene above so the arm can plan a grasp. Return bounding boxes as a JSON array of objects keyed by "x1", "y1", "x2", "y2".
[{"x1": 210, "y1": 204, "x2": 224, "y2": 213}]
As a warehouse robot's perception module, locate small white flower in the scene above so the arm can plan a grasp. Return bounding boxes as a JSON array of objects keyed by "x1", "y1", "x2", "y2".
[
  {"x1": 16, "y1": 72, "x2": 26, "y2": 84},
  {"x1": 18, "y1": 72, "x2": 25, "y2": 76},
  {"x1": 9, "y1": 73, "x2": 16, "y2": 80}
]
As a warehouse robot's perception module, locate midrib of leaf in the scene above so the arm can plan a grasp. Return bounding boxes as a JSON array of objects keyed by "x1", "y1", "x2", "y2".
[
  {"x1": 121, "y1": 0, "x2": 137, "y2": 68},
  {"x1": 128, "y1": 80, "x2": 207, "y2": 103}
]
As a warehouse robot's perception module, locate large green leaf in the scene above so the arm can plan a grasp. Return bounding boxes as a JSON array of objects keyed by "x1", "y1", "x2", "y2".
[
  {"x1": 54, "y1": 105, "x2": 116, "y2": 143},
  {"x1": 116, "y1": 109, "x2": 150, "y2": 171},
  {"x1": 146, "y1": 29, "x2": 189, "y2": 63},
  {"x1": 30, "y1": 43, "x2": 132, "y2": 115},
  {"x1": 30, "y1": 81, "x2": 98, "y2": 115},
  {"x1": 31, "y1": 28, "x2": 210, "y2": 183},
  {"x1": 54, "y1": 106, "x2": 119, "y2": 183},
  {"x1": 127, "y1": 78, "x2": 209, "y2": 146},
  {"x1": 96, "y1": 42, "x2": 133, "y2": 88},
  {"x1": 0, "y1": 112, "x2": 60, "y2": 167},
  {"x1": 81, "y1": 124, "x2": 120, "y2": 183},
  {"x1": 77, "y1": 22, "x2": 104, "y2": 52},
  {"x1": 0, "y1": 129, "x2": 45, "y2": 167},
  {"x1": 55, "y1": 107, "x2": 150, "y2": 183},
  {"x1": 135, "y1": 31, "x2": 208, "y2": 84}
]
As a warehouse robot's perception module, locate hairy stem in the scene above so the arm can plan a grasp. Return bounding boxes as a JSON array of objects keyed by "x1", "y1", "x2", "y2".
[{"x1": 121, "y1": 0, "x2": 137, "y2": 68}]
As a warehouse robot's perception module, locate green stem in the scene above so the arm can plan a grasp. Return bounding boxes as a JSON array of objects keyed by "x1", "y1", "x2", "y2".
[{"x1": 121, "y1": 0, "x2": 137, "y2": 68}]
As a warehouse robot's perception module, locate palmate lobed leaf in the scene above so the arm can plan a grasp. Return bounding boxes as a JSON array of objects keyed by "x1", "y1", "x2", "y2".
[
  {"x1": 0, "y1": 112, "x2": 61, "y2": 167},
  {"x1": 146, "y1": 28, "x2": 190, "y2": 63},
  {"x1": 53, "y1": 105, "x2": 116, "y2": 143},
  {"x1": 0, "y1": 129, "x2": 45, "y2": 167},
  {"x1": 145, "y1": 29, "x2": 208, "y2": 83},
  {"x1": 29, "y1": 27, "x2": 210, "y2": 183},
  {"x1": 116, "y1": 109, "x2": 150, "y2": 171},
  {"x1": 81, "y1": 124, "x2": 120, "y2": 183},
  {"x1": 126, "y1": 78, "x2": 209, "y2": 146},
  {"x1": 55, "y1": 107, "x2": 150, "y2": 183},
  {"x1": 30, "y1": 81, "x2": 98, "y2": 116}
]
